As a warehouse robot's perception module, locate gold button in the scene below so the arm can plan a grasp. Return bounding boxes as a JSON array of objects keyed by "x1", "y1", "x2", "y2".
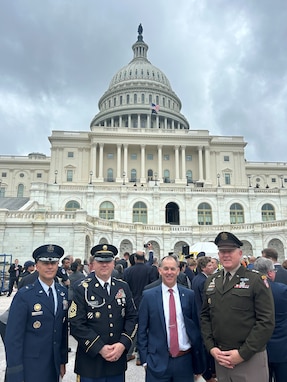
[
  {"x1": 108, "y1": 305, "x2": 111, "y2": 309},
  {"x1": 110, "y1": 333, "x2": 113, "y2": 337},
  {"x1": 109, "y1": 314, "x2": 112, "y2": 318},
  {"x1": 110, "y1": 323, "x2": 113, "y2": 327}
]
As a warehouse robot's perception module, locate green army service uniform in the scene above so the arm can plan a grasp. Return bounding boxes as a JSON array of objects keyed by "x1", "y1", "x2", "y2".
[{"x1": 201, "y1": 265, "x2": 275, "y2": 361}]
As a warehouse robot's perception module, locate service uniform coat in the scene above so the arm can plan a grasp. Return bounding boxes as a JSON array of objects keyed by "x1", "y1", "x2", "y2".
[
  {"x1": 201, "y1": 266, "x2": 275, "y2": 361},
  {"x1": 69, "y1": 274, "x2": 137, "y2": 379},
  {"x1": 5, "y1": 280, "x2": 68, "y2": 382}
]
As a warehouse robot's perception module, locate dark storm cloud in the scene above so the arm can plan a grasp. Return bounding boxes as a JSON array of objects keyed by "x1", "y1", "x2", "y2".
[{"x1": 0, "y1": 0, "x2": 286, "y2": 162}]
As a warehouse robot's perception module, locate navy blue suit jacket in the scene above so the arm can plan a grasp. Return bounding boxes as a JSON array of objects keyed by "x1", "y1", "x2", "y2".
[
  {"x1": 191, "y1": 272, "x2": 207, "y2": 320},
  {"x1": 267, "y1": 280, "x2": 287, "y2": 362},
  {"x1": 5, "y1": 279, "x2": 68, "y2": 382},
  {"x1": 137, "y1": 284, "x2": 204, "y2": 376}
]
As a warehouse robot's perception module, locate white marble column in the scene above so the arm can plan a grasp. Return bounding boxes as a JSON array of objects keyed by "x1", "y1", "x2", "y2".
[
  {"x1": 128, "y1": 115, "x2": 131, "y2": 127},
  {"x1": 99, "y1": 143, "x2": 104, "y2": 180},
  {"x1": 140, "y1": 145, "x2": 146, "y2": 182},
  {"x1": 175, "y1": 146, "x2": 180, "y2": 182},
  {"x1": 181, "y1": 146, "x2": 186, "y2": 180},
  {"x1": 138, "y1": 114, "x2": 141, "y2": 128},
  {"x1": 158, "y1": 145, "x2": 162, "y2": 182},
  {"x1": 205, "y1": 147, "x2": 211, "y2": 182},
  {"x1": 116, "y1": 144, "x2": 122, "y2": 181},
  {"x1": 198, "y1": 146, "x2": 203, "y2": 182},
  {"x1": 123, "y1": 144, "x2": 128, "y2": 179}
]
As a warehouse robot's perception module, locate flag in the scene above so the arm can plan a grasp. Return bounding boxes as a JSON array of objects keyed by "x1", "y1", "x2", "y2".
[{"x1": 151, "y1": 103, "x2": 160, "y2": 114}]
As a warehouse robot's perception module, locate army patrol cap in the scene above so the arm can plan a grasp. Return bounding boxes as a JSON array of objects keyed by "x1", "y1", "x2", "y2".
[
  {"x1": 215, "y1": 232, "x2": 243, "y2": 249},
  {"x1": 32, "y1": 244, "x2": 64, "y2": 262},
  {"x1": 91, "y1": 244, "x2": 118, "y2": 262}
]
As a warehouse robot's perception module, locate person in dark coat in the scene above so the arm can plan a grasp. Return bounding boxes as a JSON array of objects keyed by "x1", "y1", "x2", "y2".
[
  {"x1": 201, "y1": 232, "x2": 275, "y2": 382},
  {"x1": 18, "y1": 260, "x2": 35, "y2": 279},
  {"x1": 262, "y1": 247, "x2": 287, "y2": 285},
  {"x1": 254, "y1": 257, "x2": 287, "y2": 382},
  {"x1": 5, "y1": 244, "x2": 69, "y2": 382},
  {"x1": 7, "y1": 259, "x2": 22, "y2": 296},
  {"x1": 69, "y1": 244, "x2": 137, "y2": 382}
]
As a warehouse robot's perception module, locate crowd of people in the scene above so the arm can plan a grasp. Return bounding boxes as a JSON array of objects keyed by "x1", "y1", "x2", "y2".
[{"x1": 2, "y1": 233, "x2": 287, "y2": 382}]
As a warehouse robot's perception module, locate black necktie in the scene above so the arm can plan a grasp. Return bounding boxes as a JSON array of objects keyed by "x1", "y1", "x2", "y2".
[
  {"x1": 223, "y1": 272, "x2": 231, "y2": 291},
  {"x1": 48, "y1": 287, "x2": 55, "y2": 314},
  {"x1": 104, "y1": 282, "x2": 109, "y2": 296}
]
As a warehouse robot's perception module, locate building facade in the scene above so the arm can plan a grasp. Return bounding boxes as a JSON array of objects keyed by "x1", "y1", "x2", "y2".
[{"x1": 0, "y1": 25, "x2": 287, "y2": 262}]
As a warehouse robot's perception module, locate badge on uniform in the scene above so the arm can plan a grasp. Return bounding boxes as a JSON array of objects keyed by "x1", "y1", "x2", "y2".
[
  {"x1": 69, "y1": 301, "x2": 77, "y2": 318},
  {"x1": 33, "y1": 321, "x2": 41, "y2": 329},
  {"x1": 261, "y1": 275, "x2": 270, "y2": 288},
  {"x1": 234, "y1": 277, "x2": 250, "y2": 289}
]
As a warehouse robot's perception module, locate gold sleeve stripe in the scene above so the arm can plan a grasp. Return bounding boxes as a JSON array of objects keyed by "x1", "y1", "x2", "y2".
[
  {"x1": 68, "y1": 301, "x2": 77, "y2": 319},
  {"x1": 86, "y1": 336, "x2": 100, "y2": 353}
]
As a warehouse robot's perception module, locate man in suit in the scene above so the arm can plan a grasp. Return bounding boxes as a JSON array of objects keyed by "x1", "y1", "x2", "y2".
[
  {"x1": 262, "y1": 247, "x2": 287, "y2": 285},
  {"x1": 7, "y1": 259, "x2": 22, "y2": 296},
  {"x1": 137, "y1": 255, "x2": 205, "y2": 382},
  {"x1": 254, "y1": 257, "x2": 287, "y2": 382},
  {"x1": 69, "y1": 244, "x2": 138, "y2": 382},
  {"x1": 5, "y1": 244, "x2": 69, "y2": 382},
  {"x1": 201, "y1": 232, "x2": 275, "y2": 382}
]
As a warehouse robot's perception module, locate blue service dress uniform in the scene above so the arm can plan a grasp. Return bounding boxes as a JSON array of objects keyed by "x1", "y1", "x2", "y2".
[
  {"x1": 5, "y1": 279, "x2": 69, "y2": 382},
  {"x1": 69, "y1": 273, "x2": 138, "y2": 379}
]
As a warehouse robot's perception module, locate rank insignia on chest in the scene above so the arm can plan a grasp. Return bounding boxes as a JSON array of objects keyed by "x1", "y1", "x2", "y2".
[{"x1": 207, "y1": 279, "x2": 216, "y2": 291}]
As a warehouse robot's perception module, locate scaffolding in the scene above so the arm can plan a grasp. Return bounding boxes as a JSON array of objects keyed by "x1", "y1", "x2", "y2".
[{"x1": 0, "y1": 254, "x2": 12, "y2": 295}]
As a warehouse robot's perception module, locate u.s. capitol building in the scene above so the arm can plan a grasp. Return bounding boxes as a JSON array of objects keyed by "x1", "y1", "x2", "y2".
[{"x1": 0, "y1": 25, "x2": 286, "y2": 262}]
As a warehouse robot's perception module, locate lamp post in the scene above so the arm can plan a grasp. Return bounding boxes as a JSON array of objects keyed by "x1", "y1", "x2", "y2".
[
  {"x1": 154, "y1": 172, "x2": 158, "y2": 186},
  {"x1": 217, "y1": 173, "x2": 221, "y2": 187},
  {"x1": 281, "y1": 175, "x2": 284, "y2": 188},
  {"x1": 248, "y1": 175, "x2": 252, "y2": 187},
  {"x1": 89, "y1": 170, "x2": 93, "y2": 184},
  {"x1": 122, "y1": 171, "x2": 126, "y2": 185},
  {"x1": 54, "y1": 170, "x2": 58, "y2": 184}
]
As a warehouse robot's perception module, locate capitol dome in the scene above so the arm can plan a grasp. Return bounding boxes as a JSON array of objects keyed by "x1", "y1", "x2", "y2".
[{"x1": 90, "y1": 24, "x2": 189, "y2": 130}]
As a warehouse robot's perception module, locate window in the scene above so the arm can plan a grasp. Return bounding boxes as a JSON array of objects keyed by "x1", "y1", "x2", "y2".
[
  {"x1": 147, "y1": 154, "x2": 153, "y2": 160},
  {"x1": 126, "y1": 94, "x2": 130, "y2": 104},
  {"x1": 17, "y1": 184, "x2": 24, "y2": 197},
  {"x1": 65, "y1": 200, "x2": 80, "y2": 211},
  {"x1": 186, "y1": 155, "x2": 192, "y2": 161},
  {"x1": 113, "y1": 97, "x2": 116, "y2": 107},
  {"x1": 120, "y1": 96, "x2": 123, "y2": 105},
  {"x1": 262, "y1": 203, "x2": 275, "y2": 221},
  {"x1": 186, "y1": 170, "x2": 192, "y2": 184},
  {"x1": 156, "y1": 95, "x2": 159, "y2": 104},
  {"x1": 107, "y1": 168, "x2": 114, "y2": 182},
  {"x1": 1, "y1": 172, "x2": 7, "y2": 177},
  {"x1": 149, "y1": 94, "x2": 152, "y2": 103},
  {"x1": 99, "y1": 201, "x2": 114, "y2": 220},
  {"x1": 134, "y1": 94, "x2": 137, "y2": 103},
  {"x1": 19, "y1": 173, "x2": 24, "y2": 178},
  {"x1": 0, "y1": 186, "x2": 5, "y2": 197},
  {"x1": 130, "y1": 169, "x2": 137, "y2": 182},
  {"x1": 68, "y1": 152, "x2": 74, "y2": 158},
  {"x1": 130, "y1": 153, "x2": 137, "y2": 160},
  {"x1": 164, "y1": 155, "x2": 170, "y2": 161},
  {"x1": 224, "y1": 156, "x2": 230, "y2": 162},
  {"x1": 271, "y1": 178, "x2": 276, "y2": 183},
  {"x1": 164, "y1": 169, "x2": 170, "y2": 183},
  {"x1": 107, "y1": 153, "x2": 114, "y2": 159},
  {"x1": 224, "y1": 173, "x2": 231, "y2": 185},
  {"x1": 67, "y1": 170, "x2": 73, "y2": 182},
  {"x1": 163, "y1": 97, "x2": 165, "y2": 107},
  {"x1": 230, "y1": 203, "x2": 244, "y2": 224},
  {"x1": 133, "y1": 201, "x2": 147, "y2": 223},
  {"x1": 141, "y1": 94, "x2": 145, "y2": 103},
  {"x1": 198, "y1": 203, "x2": 212, "y2": 225},
  {"x1": 36, "y1": 173, "x2": 42, "y2": 178}
]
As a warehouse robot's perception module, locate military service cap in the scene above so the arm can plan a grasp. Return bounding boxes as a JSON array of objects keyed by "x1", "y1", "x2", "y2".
[
  {"x1": 24, "y1": 260, "x2": 35, "y2": 268},
  {"x1": 91, "y1": 244, "x2": 118, "y2": 262},
  {"x1": 32, "y1": 244, "x2": 64, "y2": 262},
  {"x1": 215, "y1": 232, "x2": 243, "y2": 249}
]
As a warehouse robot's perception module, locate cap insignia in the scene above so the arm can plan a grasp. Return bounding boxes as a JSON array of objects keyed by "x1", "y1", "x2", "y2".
[
  {"x1": 221, "y1": 232, "x2": 228, "y2": 240},
  {"x1": 47, "y1": 244, "x2": 54, "y2": 253},
  {"x1": 103, "y1": 245, "x2": 108, "y2": 251}
]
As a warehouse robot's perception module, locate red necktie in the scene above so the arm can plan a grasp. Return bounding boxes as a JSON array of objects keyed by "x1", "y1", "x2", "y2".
[{"x1": 168, "y1": 288, "x2": 179, "y2": 357}]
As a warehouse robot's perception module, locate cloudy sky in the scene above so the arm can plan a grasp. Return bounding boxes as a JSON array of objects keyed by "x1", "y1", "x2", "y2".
[{"x1": 1, "y1": 0, "x2": 287, "y2": 162}]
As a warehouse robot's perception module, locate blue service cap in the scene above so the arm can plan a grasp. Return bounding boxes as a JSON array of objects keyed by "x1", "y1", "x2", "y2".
[
  {"x1": 32, "y1": 244, "x2": 64, "y2": 262},
  {"x1": 91, "y1": 244, "x2": 118, "y2": 262}
]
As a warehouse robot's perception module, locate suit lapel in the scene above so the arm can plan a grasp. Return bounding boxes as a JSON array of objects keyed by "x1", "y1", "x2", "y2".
[{"x1": 155, "y1": 286, "x2": 167, "y2": 335}]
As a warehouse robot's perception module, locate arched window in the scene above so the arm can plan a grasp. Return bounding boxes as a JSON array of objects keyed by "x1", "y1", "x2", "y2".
[
  {"x1": 99, "y1": 201, "x2": 114, "y2": 220},
  {"x1": 147, "y1": 169, "x2": 153, "y2": 181},
  {"x1": 65, "y1": 200, "x2": 80, "y2": 211},
  {"x1": 186, "y1": 170, "x2": 193, "y2": 184},
  {"x1": 230, "y1": 203, "x2": 245, "y2": 224},
  {"x1": 164, "y1": 169, "x2": 170, "y2": 183},
  {"x1": 133, "y1": 202, "x2": 147, "y2": 223},
  {"x1": 262, "y1": 203, "x2": 276, "y2": 221},
  {"x1": 17, "y1": 184, "x2": 24, "y2": 197},
  {"x1": 130, "y1": 169, "x2": 137, "y2": 182},
  {"x1": 107, "y1": 168, "x2": 114, "y2": 182},
  {"x1": 198, "y1": 203, "x2": 212, "y2": 225}
]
